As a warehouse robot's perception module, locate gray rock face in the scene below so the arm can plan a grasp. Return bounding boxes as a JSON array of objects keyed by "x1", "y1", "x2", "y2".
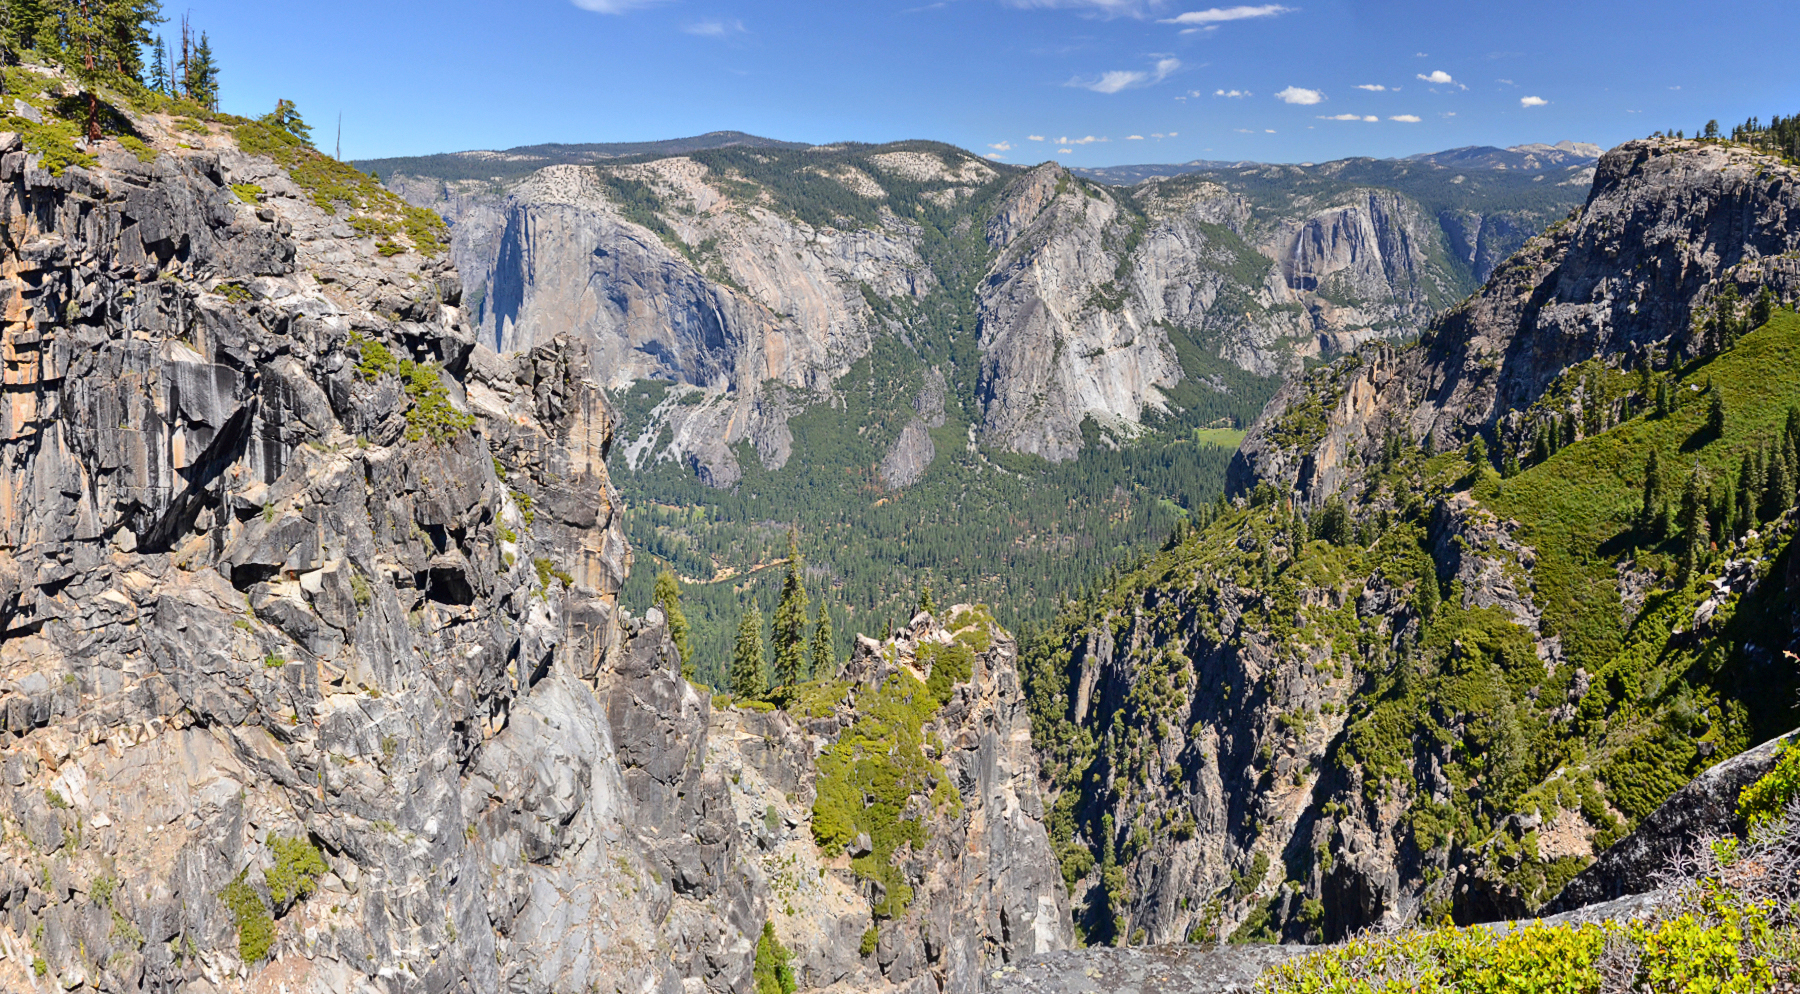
[
  {"x1": 1544, "y1": 730, "x2": 1800, "y2": 914},
  {"x1": 0, "y1": 85, "x2": 773, "y2": 994},
  {"x1": 392, "y1": 145, "x2": 1565, "y2": 474},
  {"x1": 985, "y1": 943, "x2": 1312, "y2": 994},
  {"x1": 711, "y1": 607, "x2": 1072, "y2": 994},
  {"x1": 1234, "y1": 138, "x2": 1800, "y2": 502}
]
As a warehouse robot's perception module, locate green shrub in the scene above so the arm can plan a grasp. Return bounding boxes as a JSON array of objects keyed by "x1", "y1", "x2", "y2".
[
  {"x1": 534, "y1": 557, "x2": 574, "y2": 591},
  {"x1": 753, "y1": 921, "x2": 797, "y2": 994},
  {"x1": 399, "y1": 360, "x2": 475, "y2": 443},
  {"x1": 860, "y1": 926, "x2": 879, "y2": 956},
  {"x1": 220, "y1": 871, "x2": 274, "y2": 963},
  {"x1": 118, "y1": 135, "x2": 158, "y2": 163},
  {"x1": 264, "y1": 834, "x2": 328, "y2": 906},
  {"x1": 1738, "y1": 739, "x2": 1800, "y2": 830}
]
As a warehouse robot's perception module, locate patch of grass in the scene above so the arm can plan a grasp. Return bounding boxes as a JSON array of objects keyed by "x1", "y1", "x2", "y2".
[
  {"x1": 231, "y1": 118, "x2": 446, "y2": 257},
  {"x1": 534, "y1": 557, "x2": 574, "y2": 591},
  {"x1": 117, "y1": 134, "x2": 157, "y2": 164}
]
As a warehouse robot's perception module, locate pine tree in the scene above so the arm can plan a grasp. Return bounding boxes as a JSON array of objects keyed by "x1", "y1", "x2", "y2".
[
  {"x1": 263, "y1": 98, "x2": 312, "y2": 144},
  {"x1": 811, "y1": 607, "x2": 836, "y2": 680},
  {"x1": 8, "y1": 0, "x2": 47, "y2": 54},
  {"x1": 1734, "y1": 454, "x2": 1755, "y2": 537},
  {"x1": 147, "y1": 32, "x2": 167, "y2": 93},
  {"x1": 1707, "y1": 393, "x2": 1727, "y2": 438},
  {"x1": 1416, "y1": 567, "x2": 1440, "y2": 621},
  {"x1": 101, "y1": 0, "x2": 160, "y2": 80},
  {"x1": 730, "y1": 605, "x2": 766, "y2": 701},
  {"x1": 1678, "y1": 469, "x2": 1707, "y2": 585},
  {"x1": 1639, "y1": 449, "x2": 1663, "y2": 535},
  {"x1": 1655, "y1": 377, "x2": 1671, "y2": 417},
  {"x1": 1767, "y1": 449, "x2": 1794, "y2": 523},
  {"x1": 652, "y1": 568, "x2": 692, "y2": 681},
  {"x1": 916, "y1": 584, "x2": 934, "y2": 617},
  {"x1": 771, "y1": 532, "x2": 809, "y2": 691},
  {"x1": 189, "y1": 29, "x2": 216, "y2": 108}
]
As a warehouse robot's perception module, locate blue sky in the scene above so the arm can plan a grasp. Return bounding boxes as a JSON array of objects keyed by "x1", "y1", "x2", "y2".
[{"x1": 195, "y1": 1, "x2": 1799, "y2": 165}]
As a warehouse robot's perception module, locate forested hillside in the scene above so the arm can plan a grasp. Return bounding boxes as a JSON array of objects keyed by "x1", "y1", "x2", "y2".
[{"x1": 1019, "y1": 133, "x2": 1800, "y2": 949}]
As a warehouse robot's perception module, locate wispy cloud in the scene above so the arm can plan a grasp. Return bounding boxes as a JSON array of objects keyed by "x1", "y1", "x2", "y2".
[
  {"x1": 1058, "y1": 135, "x2": 1110, "y2": 144},
  {"x1": 1004, "y1": 0, "x2": 1161, "y2": 17},
  {"x1": 989, "y1": 141, "x2": 1014, "y2": 151},
  {"x1": 1214, "y1": 88, "x2": 1250, "y2": 98},
  {"x1": 1520, "y1": 95, "x2": 1548, "y2": 108},
  {"x1": 1069, "y1": 57, "x2": 1181, "y2": 93},
  {"x1": 985, "y1": 153, "x2": 1007, "y2": 160},
  {"x1": 571, "y1": 0, "x2": 668, "y2": 12},
  {"x1": 1390, "y1": 114, "x2": 1421, "y2": 123},
  {"x1": 1028, "y1": 135, "x2": 1046, "y2": 141},
  {"x1": 1274, "y1": 86, "x2": 1323, "y2": 105},
  {"x1": 683, "y1": 18, "x2": 746, "y2": 36},
  {"x1": 1158, "y1": 4, "x2": 1291, "y2": 25},
  {"x1": 1354, "y1": 84, "x2": 1386, "y2": 91},
  {"x1": 1318, "y1": 113, "x2": 1377, "y2": 122},
  {"x1": 1126, "y1": 134, "x2": 1145, "y2": 139}
]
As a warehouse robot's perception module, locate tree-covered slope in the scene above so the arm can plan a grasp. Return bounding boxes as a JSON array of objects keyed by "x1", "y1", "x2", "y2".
[{"x1": 1019, "y1": 135, "x2": 1800, "y2": 949}]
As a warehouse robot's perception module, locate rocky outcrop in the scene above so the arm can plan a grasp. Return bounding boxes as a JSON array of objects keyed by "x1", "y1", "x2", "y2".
[
  {"x1": 1544, "y1": 729, "x2": 1800, "y2": 914},
  {"x1": 0, "y1": 73, "x2": 779, "y2": 993},
  {"x1": 417, "y1": 158, "x2": 934, "y2": 486},
  {"x1": 713, "y1": 606, "x2": 1072, "y2": 994},
  {"x1": 1234, "y1": 138, "x2": 1800, "y2": 502}
]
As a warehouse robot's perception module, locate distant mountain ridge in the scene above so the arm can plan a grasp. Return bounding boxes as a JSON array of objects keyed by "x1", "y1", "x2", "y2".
[
  {"x1": 1073, "y1": 140, "x2": 1602, "y2": 185},
  {"x1": 354, "y1": 130, "x2": 807, "y2": 184}
]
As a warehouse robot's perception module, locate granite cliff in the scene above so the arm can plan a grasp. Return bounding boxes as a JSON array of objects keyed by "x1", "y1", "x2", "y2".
[
  {"x1": 0, "y1": 69, "x2": 1066, "y2": 994},
  {"x1": 382, "y1": 142, "x2": 1587, "y2": 474}
]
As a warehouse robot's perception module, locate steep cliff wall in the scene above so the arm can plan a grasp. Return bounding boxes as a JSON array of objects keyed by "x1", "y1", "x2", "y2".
[
  {"x1": 391, "y1": 145, "x2": 1581, "y2": 472},
  {"x1": 0, "y1": 78, "x2": 786, "y2": 993}
]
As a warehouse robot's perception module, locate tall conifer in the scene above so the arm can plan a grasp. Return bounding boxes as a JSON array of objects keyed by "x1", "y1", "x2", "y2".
[
  {"x1": 731, "y1": 605, "x2": 766, "y2": 701},
  {"x1": 772, "y1": 532, "x2": 809, "y2": 691}
]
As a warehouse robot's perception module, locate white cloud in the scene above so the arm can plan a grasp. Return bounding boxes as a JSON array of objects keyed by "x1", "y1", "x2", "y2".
[
  {"x1": 1520, "y1": 95, "x2": 1548, "y2": 107},
  {"x1": 1059, "y1": 148, "x2": 1074, "y2": 154},
  {"x1": 1319, "y1": 113, "x2": 1361, "y2": 120},
  {"x1": 985, "y1": 153, "x2": 1007, "y2": 160},
  {"x1": 1417, "y1": 70, "x2": 1455, "y2": 85},
  {"x1": 1126, "y1": 134, "x2": 1145, "y2": 139},
  {"x1": 1169, "y1": 131, "x2": 1178, "y2": 136},
  {"x1": 1028, "y1": 135, "x2": 1046, "y2": 141},
  {"x1": 1158, "y1": 4, "x2": 1291, "y2": 25},
  {"x1": 1497, "y1": 78, "x2": 1515, "y2": 85},
  {"x1": 572, "y1": 0, "x2": 668, "y2": 12},
  {"x1": 1215, "y1": 88, "x2": 1250, "y2": 98},
  {"x1": 1390, "y1": 114, "x2": 1421, "y2": 123},
  {"x1": 1057, "y1": 135, "x2": 1109, "y2": 144},
  {"x1": 1070, "y1": 57, "x2": 1180, "y2": 93},
  {"x1": 989, "y1": 141, "x2": 1014, "y2": 151},
  {"x1": 1355, "y1": 84, "x2": 1386, "y2": 91},
  {"x1": 1234, "y1": 128, "x2": 1253, "y2": 133},
  {"x1": 683, "y1": 18, "x2": 746, "y2": 36},
  {"x1": 1275, "y1": 86, "x2": 1323, "y2": 105},
  {"x1": 1265, "y1": 129, "x2": 1276, "y2": 133}
]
